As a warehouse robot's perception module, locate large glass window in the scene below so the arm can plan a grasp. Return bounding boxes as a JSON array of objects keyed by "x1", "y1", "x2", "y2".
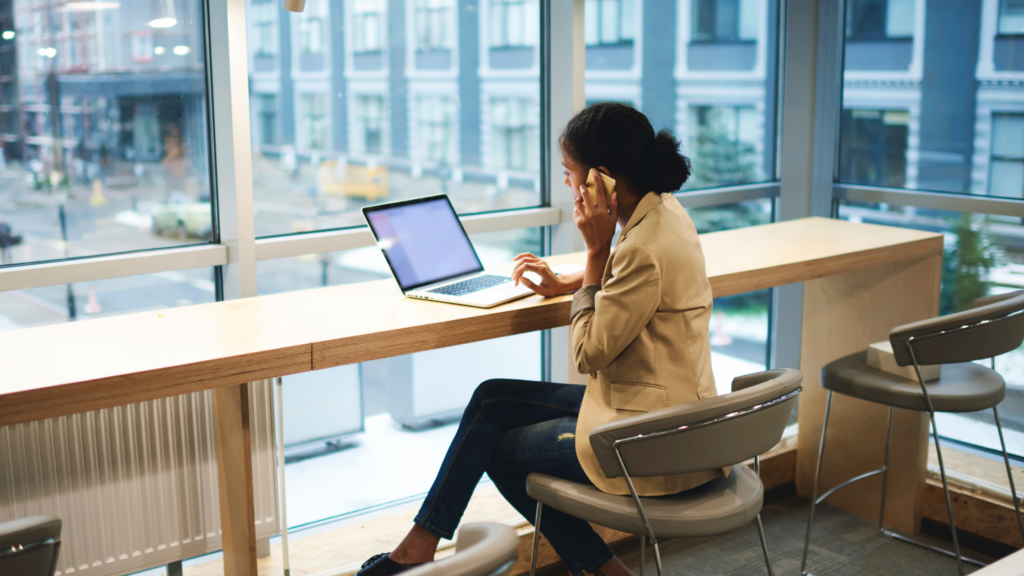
[
  {"x1": 246, "y1": 0, "x2": 543, "y2": 238},
  {"x1": 252, "y1": 0, "x2": 278, "y2": 57},
  {"x1": 999, "y1": 0, "x2": 1024, "y2": 35},
  {"x1": 585, "y1": 0, "x2": 779, "y2": 192},
  {"x1": 0, "y1": 1, "x2": 213, "y2": 267},
  {"x1": 839, "y1": 0, "x2": 1024, "y2": 197}
]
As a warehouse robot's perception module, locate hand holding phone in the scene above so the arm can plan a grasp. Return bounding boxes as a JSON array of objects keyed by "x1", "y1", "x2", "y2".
[{"x1": 585, "y1": 170, "x2": 616, "y2": 205}]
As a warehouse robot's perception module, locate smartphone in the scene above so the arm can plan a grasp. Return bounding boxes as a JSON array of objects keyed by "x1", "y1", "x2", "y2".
[{"x1": 585, "y1": 171, "x2": 616, "y2": 204}]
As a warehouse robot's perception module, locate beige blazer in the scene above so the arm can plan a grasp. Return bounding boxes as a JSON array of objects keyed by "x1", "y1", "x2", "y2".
[{"x1": 571, "y1": 192, "x2": 723, "y2": 496}]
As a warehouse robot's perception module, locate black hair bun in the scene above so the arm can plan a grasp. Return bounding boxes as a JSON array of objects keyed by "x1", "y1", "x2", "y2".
[{"x1": 637, "y1": 129, "x2": 691, "y2": 193}]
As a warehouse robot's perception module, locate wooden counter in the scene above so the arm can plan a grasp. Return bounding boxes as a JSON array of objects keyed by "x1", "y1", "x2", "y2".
[{"x1": 0, "y1": 217, "x2": 944, "y2": 576}]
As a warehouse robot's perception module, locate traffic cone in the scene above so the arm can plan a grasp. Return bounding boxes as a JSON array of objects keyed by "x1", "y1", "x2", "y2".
[
  {"x1": 710, "y1": 310, "x2": 732, "y2": 347},
  {"x1": 89, "y1": 179, "x2": 108, "y2": 207},
  {"x1": 84, "y1": 286, "x2": 102, "y2": 314}
]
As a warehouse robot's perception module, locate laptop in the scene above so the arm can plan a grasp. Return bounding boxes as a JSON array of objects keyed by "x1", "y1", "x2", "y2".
[{"x1": 362, "y1": 195, "x2": 535, "y2": 308}]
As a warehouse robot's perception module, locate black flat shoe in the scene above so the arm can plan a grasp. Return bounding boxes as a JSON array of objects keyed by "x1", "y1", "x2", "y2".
[{"x1": 355, "y1": 552, "x2": 426, "y2": 576}]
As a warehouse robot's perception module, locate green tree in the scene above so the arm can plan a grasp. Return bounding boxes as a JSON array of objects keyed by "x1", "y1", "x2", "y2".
[{"x1": 940, "y1": 214, "x2": 997, "y2": 315}]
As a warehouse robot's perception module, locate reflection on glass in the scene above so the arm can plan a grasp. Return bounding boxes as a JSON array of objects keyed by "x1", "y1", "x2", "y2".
[
  {"x1": 0, "y1": 0, "x2": 212, "y2": 267},
  {"x1": 839, "y1": 1, "x2": 1024, "y2": 199},
  {"x1": 246, "y1": 0, "x2": 542, "y2": 238},
  {"x1": 838, "y1": 201, "x2": 1024, "y2": 454},
  {"x1": 584, "y1": 0, "x2": 779, "y2": 192},
  {"x1": 0, "y1": 267, "x2": 216, "y2": 330},
  {"x1": 256, "y1": 228, "x2": 542, "y2": 527}
]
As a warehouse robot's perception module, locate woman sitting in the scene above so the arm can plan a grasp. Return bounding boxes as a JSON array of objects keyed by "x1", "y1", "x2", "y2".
[{"x1": 357, "y1": 103, "x2": 722, "y2": 576}]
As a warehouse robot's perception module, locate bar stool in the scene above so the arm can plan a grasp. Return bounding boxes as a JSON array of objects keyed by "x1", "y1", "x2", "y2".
[
  {"x1": 800, "y1": 291, "x2": 1024, "y2": 576},
  {"x1": 0, "y1": 515, "x2": 62, "y2": 576},
  {"x1": 403, "y1": 523, "x2": 518, "y2": 576},
  {"x1": 526, "y1": 368, "x2": 803, "y2": 576}
]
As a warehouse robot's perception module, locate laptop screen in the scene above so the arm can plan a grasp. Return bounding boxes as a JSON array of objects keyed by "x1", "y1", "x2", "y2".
[{"x1": 364, "y1": 196, "x2": 484, "y2": 292}]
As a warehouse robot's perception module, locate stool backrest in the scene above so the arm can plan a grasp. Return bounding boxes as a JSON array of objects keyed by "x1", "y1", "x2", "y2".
[
  {"x1": 589, "y1": 369, "x2": 802, "y2": 479},
  {"x1": 0, "y1": 516, "x2": 62, "y2": 576},
  {"x1": 403, "y1": 523, "x2": 518, "y2": 576},
  {"x1": 889, "y1": 291, "x2": 1024, "y2": 367}
]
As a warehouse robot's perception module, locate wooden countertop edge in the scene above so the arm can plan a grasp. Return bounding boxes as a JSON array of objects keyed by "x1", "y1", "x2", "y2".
[
  {"x1": 710, "y1": 235, "x2": 944, "y2": 297},
  {"x1": 0, "y1": 344, "x2": 312, "y2": 427}
]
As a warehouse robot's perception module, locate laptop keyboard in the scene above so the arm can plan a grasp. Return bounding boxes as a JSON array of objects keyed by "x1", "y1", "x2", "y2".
[{"x1": 428, "y1": 275, "x2": 511, "y2": 296}]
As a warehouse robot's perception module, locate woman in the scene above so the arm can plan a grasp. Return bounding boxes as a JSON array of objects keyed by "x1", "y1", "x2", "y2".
[{"x1": 357, "y1": 103, "x2": 720, "y2": 576}]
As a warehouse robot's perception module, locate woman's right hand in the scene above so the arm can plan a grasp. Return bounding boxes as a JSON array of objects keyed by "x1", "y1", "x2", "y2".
[{"x1": 512, "y1": 253, "x2": 574, "y2": 297}]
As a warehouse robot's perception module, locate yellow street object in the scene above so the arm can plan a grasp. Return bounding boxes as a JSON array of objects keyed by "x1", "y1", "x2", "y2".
[
  {"x1": 89, "y1": 179, "x2": 109, "y2": 207},
  {"x1": 319, "y1": 160, "x2": 389, "y2": 201}
]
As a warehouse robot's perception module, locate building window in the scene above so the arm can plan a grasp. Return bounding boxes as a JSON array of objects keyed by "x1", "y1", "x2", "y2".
[
  {"x1": 414, "y1": 0, "x2": 455, "y2": 51},
  {"x1": 990, "y1": 113, "x2": 1024, "y2": 198},
  {"x1": 355, "y1": 94, "x2": 386, "y2": 155},
  {"x1": 298, "y1": 0, "x2": 326, "y2": 55},
  {"x1": 585, "y1": 0, "x2": 634, "y2": 46},
  {"x1": 491, "y1": 98, "x2": 537, "y2": 171},
  {"x1": 687, "y1": 105, "x2": 760, "y2": 189},
  {"x1": 999, "y1": 0, "x2": 1024, "y2": 35},
  {"x1": 301, "y1": 93, "x2": 328, "y2": 150},
  {"x1": 258, "y1": 94, "x2": 277, "y2": 145},
  {"x1": 845, "y1": 0, "x2": 914, "y2": 40},
  {"x1": 491, "y1": 0, "x2": 535, "y2": 48},
  {"x1": 353, "y1": 0, "x2": 385, "y2": 53},
  {"x1": 838, "y1": 109, "x2": 909, "y2": 188},
  {"x1": 252, "y1": 0, "x2": 278, "y2": 57},
  {"x1": 692, "y1": 0, "x2": 758, "y2": 43},
  {"x1": 415, "y1": 95, "x2": 456, "y2": 164}
]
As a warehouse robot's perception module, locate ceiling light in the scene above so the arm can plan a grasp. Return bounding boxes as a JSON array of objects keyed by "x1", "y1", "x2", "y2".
[
  {"x1": 1, "y1": 31, "x2": 14, "y2": 40},
  {"x1": 154, "y1": 46, "x2": 165, "y2": 55},
  {"x1": 173, "y1": 45, "x2": 190, "y2": 56},
  {"x1": 149, "y1": 17, "x2": 177, "y2": 28},
  {"x1": 63, "y1": 2, "x2": 121, "y2": 11}
]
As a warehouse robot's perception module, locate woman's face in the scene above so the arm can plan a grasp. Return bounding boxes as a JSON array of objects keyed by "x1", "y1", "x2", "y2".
[{"x1": 560, "y1": 145, "x2": 589, "y2": 197}]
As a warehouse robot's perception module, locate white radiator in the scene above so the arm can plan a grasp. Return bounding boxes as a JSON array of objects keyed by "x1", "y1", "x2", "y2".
[{"x1": 0, "y1": 380, "x2": 280, "y2": 576}]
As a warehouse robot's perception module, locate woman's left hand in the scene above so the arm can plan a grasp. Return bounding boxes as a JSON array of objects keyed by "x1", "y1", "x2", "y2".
[{"x1": 572, "y1": 169, "x2": 618, "y2": 256}]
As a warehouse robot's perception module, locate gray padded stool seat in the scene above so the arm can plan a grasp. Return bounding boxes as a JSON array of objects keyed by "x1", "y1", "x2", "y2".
[
  {"x1": 0, "y1": 515, "x2": 62, "y2": 576},
  {"x1": 822, "y1": 351, "x2": 1005, "y2": 413},
  {"x1": 524, "y1": 369, "x2": 802, "y2": 576},
  {"x1": 404, "y1": 523, "x2": 518, "y2": 576},
  {"x1": 802, "y1": 290, "x2": 1024, "y2": 576},
  {"x1": 527, "y1": 464, "x2": 762, "y2": 538}
]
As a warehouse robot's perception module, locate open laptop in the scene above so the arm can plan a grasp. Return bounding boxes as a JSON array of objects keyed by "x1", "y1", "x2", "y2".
[{"x1": 362, "y1": 195, "x2": 535, "y2": 308}]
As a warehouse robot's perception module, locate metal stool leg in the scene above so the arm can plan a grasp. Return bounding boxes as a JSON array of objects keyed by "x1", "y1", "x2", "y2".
[
  {"x1": 652, "y1": 541, "x2": 664, "y2": 576},
  {"x1": 994, "y1": 406, "x2": 1024, "y2": 543},
  {"x1": 800, "y1": 390, "x2": 834, "y2": 576},
  {"x1": 878, "y1": 406, "x2": 894, "y2": 532},
  {"x1": 756, "y1": 514, "x2": 774, "y2": 576},
  {"x1": 639, "y1": 534, "x2": 646, "y2": 576},
  {"x1": 930, "y1": 413, "x2": 965, "y2": 576},
  {"x1": 530, "y1": 502, "x2": 543, "y2": 576}
]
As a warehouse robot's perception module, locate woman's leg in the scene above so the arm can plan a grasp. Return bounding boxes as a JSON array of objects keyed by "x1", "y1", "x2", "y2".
[
  {"x1": 386, "y1": 379, "x2": 584, "y2": 565},
  {"x1": 486, "y1": 416, "x2": 622, "y2": 576}
]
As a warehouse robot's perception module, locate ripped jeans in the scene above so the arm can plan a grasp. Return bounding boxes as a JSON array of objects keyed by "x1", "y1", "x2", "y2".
[{"x1": 413, "y1": 379, "x2": 614, "y2": 576}]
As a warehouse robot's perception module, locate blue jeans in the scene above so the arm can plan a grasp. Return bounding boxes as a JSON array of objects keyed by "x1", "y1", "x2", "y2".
[{"x1": 414, "y1": 379, "x2": 614, "y2": 576}]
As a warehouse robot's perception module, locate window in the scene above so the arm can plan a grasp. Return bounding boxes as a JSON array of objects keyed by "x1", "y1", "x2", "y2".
[
  {"x1": 298, "y1": 0, "x2": 326, "y2": 55},
  {"x1": 252, "y1": 0, "x2": 278, "y2": 57},
  {"x1": 414, "y1": 95, "x2": 457, "y2": 164},
  {"x1": 355, "y1": 94, "x2": 387, "y2": 155},
  {"x1": 999, "y1": 0, "x2": 1024, "y2": 35},
  {"x1": 301, "y1": 93, "x2": 328, "y2": 150},
  {"x1": 258, "y1": 94, "x2": 277, "y2": 146},
  {"x1": 353, "y1": 0, "x2": 386, "y2": 53},
  {"x1": 688, "y1": 105, "x2": 763, "y2": 189},
  {"x1": 838, "y1": 109, "x2": 909, "y2": 188},
  {"x1": 414, "y1": 0, "x2": 455, "y2": 51},
  {"x1": 246, "y1": 0, "x2": 542, "y2": 238},
  {"x1": 845, "y1": 0, "x2": 914, "y2": 40},
  {"x1": 584, "y1": 0, "x2": 635, "y2": 46},
  {"x1": 692, "y1": 0, "x2": 759, "y2": 43},
  {"x1": 491, "y1": 0, "x2": 535, "y2": 48},
  {"x1": 491, "y1": 98, "x2": 537, "y2": 172},
  {"x1": 990, "y1": 114, "x2": 1024, "y2": 199},
  {"x1": 0, "y1": 1, "x2": 211, "y2": 269}
]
